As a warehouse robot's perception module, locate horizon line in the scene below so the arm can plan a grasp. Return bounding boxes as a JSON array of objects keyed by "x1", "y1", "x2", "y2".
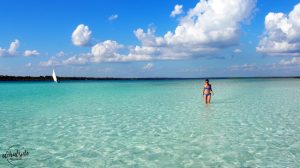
[{"x1": 0, "y1": 75, "x2": 300, "y2": 81}]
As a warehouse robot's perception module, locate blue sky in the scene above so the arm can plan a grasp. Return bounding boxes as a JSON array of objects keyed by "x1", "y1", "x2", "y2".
[{"x1": 0, "y1": 0, "x2": 300, "y2": 77}]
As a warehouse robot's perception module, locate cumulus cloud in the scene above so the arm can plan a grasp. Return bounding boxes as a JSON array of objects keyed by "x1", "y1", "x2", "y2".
[
  {"x1": 229, "y1": 63, "x2": 258, "y2": 71},
  {"x1": 0, "y1": 48, "x2": 5, "y2": 56},
  {"x1": 56, "y1": 51, "x2": 65, "y2": 57},
  {"x1": 40, "y1": 52, "x2": 92, "y2": 66},
  {"x1": 280, "y1": 57, "x2": 300, "y2": 65},
  {"x1": 142, "y1": 63, "x2": 154, "y2": 70},
  {"x1": 229, "y1": 59, "x2": 300, "y2": 73},
  {"x1": 90, "y1": 40, "x2": 152, "y2": 62},
  {"x1": 0, "y1": 39, "x2": 20, "y2": 56},
  {"x1": 108, "y1": 14, "x2": 118, "y2": 21},
  {"x1": 61, "y1": 0, "x2": 256, "y2": 64},
  {"x1": 0, "y1": 39, "x2": 42, "y2": 57},
  {"x1": 257, "y1": 3, "x2": 300, "y2": 56},
  {"x1": 72, "y1": 24, "x2": 92, "y2": 46},
  {"x1": 170, "y1": 4, "x2": 183, "y2": 17},
  {"x1": 45, "y1": 43, "x2": 153, "y2": 66},
  {"x1": 167, "y1": 0, "x2": 256, "y2": 47},
  {"x1": 91, "y1": 40, "x2": 124, "y2": 62},
  {"x1": 171, "y1": 0, "x2": 256, "y2": 48},
  {"x1": 234, "y1": 48, "x2": 242, "y2": 53},
  {"x1": 132, "y1": 0, "x2": 257, "y2": 60},
  {"x1": 42, "y1": 40, "x2": 152, "y2": 66},
  {"x1": 39, "y1": 59, "x2": 61, "y2": 67},
  {"x1": 62, "y1": 54, "x2": 89, "y2": 65},
  {"x1": 26, "y1": 62, "x2": 32, "y2": 67},
  {"x1": 8, "y1": 39, "x2": 20, "y2": 55},
  {"x1": 24, "y1": 50, "x2": 40, "y2": 57}
]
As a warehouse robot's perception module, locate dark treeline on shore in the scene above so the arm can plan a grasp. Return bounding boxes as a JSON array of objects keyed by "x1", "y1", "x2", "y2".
[
  {"x1": 0, "y1": 75, "x2": 299, "y2": 81},
  {"x1": 0, "y1": 75, "x2": 137, "y2": 81}
]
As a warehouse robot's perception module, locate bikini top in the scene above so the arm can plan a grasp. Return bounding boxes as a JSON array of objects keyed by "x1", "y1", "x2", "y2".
[{"x1": 204, "y1": 86, "x2": 211, "y2": 90}]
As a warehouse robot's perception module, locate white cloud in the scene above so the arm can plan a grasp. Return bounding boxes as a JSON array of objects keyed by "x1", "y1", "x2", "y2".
[
  {"x1": 24, "y1": 50, "x2": 40, "y2": 57},
  {"x1": 257, "y1": 3, "x2": 300, "y2": 56},
  {"x1": 50, "y1": 43, "x2": 153, "y2": 65},
  {"x1": 124, "y1": 46, "x2": 155, "y2": 61},
  {"x1": 8, "y1": 39, "x2": 20, "y2": 55},
  {"x1": 142, "y1": 63, "x2": 154, "y2": 70},
  {"x1": 0, "y1": 48, "x2": 5, "y2": 56},
  {"x1": 26, "y1": 62, "x2": 32, "y2": 67},
  {"x1": 0, "y1": 39, "x2": 20, "y2": 56},
  {"x1": 167, "y1": 0, "x2": 256, "y2": 47},
  {"x1": 229, "y1": 64, "x2": 257, "y2": 71},
  {"x1": 180, "y1": 67, "x2": 205, "y2": 73},
  {"x1": 90, "y1": 40, "x2": 150, "y2": 62},
  {"x1": 234, "y1": 48, "x2": 242, "y2": 53},
  {"x1": 91, "y1": 40, "x2": 124, "y2": 62},
  {"x1": 58, "y1": 0, "x2": 256, "y2": 64},
  {"x1": 0, "y1": 39, "x2": 42, "y2": 57},
  {"x1": 39, "y1": 59, "x2": 61, "y2": 67},
  {"x1": 62, "y1": 55, "x2": 89, "y2": 65},
  {"x1": 72, "y1": 24, "x2": 92, "y2": 46},
  {"x1": 229, "y1": 59, "x2": 300, "y2": 73},
  {"x1": 280, "y1": 57, "x2": 300, "y2": 65},
  {"x1": 170, "y1": 4, "x2": 183, "y2": 17},
  {"x1": 56, "y1": 51, "x2": 65, "y2": 57},
  {"x1": 132, "y1": 0, "x2": 256, "y2": 60},
  {"x1": 120, "y1": 53, "x2": 152, "y2": 62},
  {"x1": 108, "y1": 14, "x2": 118, "y2": 21}
]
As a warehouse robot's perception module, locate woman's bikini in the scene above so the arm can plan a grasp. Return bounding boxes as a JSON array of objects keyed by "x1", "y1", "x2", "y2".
[{"x1": 204, "y1": 85, "x2": 211, "y2": 97}]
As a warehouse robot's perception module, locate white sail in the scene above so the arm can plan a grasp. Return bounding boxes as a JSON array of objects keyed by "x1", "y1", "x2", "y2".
[{"x1": 52, "y1": 69, "x2": 57, "y2": 82}]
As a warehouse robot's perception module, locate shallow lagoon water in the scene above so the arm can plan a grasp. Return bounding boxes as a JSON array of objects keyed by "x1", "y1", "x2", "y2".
[{"x1": 0, "y1": 79, "x2": 299, "y2": 167}]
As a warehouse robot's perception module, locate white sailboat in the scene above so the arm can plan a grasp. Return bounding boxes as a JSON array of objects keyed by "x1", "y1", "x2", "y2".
[{"x1": 52, "y1": 69, "x2": 58, "y2": 83}]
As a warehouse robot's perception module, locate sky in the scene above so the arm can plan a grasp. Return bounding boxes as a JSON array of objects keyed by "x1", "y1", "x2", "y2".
[{"x1": 0, "y1": 0, "x2": 300, "y2": 77}]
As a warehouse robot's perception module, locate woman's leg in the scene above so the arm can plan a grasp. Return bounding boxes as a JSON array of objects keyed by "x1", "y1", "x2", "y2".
[
  {"x1": 204, "y1": 95, "x2": 209, "y2": 104},
  {"x1": 207, "y1": 95, "x2": 211, "y2": 104}
]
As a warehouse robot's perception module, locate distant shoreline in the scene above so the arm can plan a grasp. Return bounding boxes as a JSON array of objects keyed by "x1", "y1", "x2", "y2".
[{"x1": 0, "y1": 75, "x2": 299, "y2": 81}]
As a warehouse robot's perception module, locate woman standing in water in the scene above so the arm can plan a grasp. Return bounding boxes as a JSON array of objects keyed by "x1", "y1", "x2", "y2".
[{"x1": 203, "y1": 79, "x2": 213, "y2": 104}]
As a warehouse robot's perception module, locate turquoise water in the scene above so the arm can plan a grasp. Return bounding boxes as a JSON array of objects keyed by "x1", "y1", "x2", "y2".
[{"x1": 0, "y1": 79, "x2": 299, "y2": 167}]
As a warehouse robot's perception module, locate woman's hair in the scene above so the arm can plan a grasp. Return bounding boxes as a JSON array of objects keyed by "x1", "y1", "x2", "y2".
[{"x1": 205, "y1": 79, "x2": 209, "y2": 83}]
